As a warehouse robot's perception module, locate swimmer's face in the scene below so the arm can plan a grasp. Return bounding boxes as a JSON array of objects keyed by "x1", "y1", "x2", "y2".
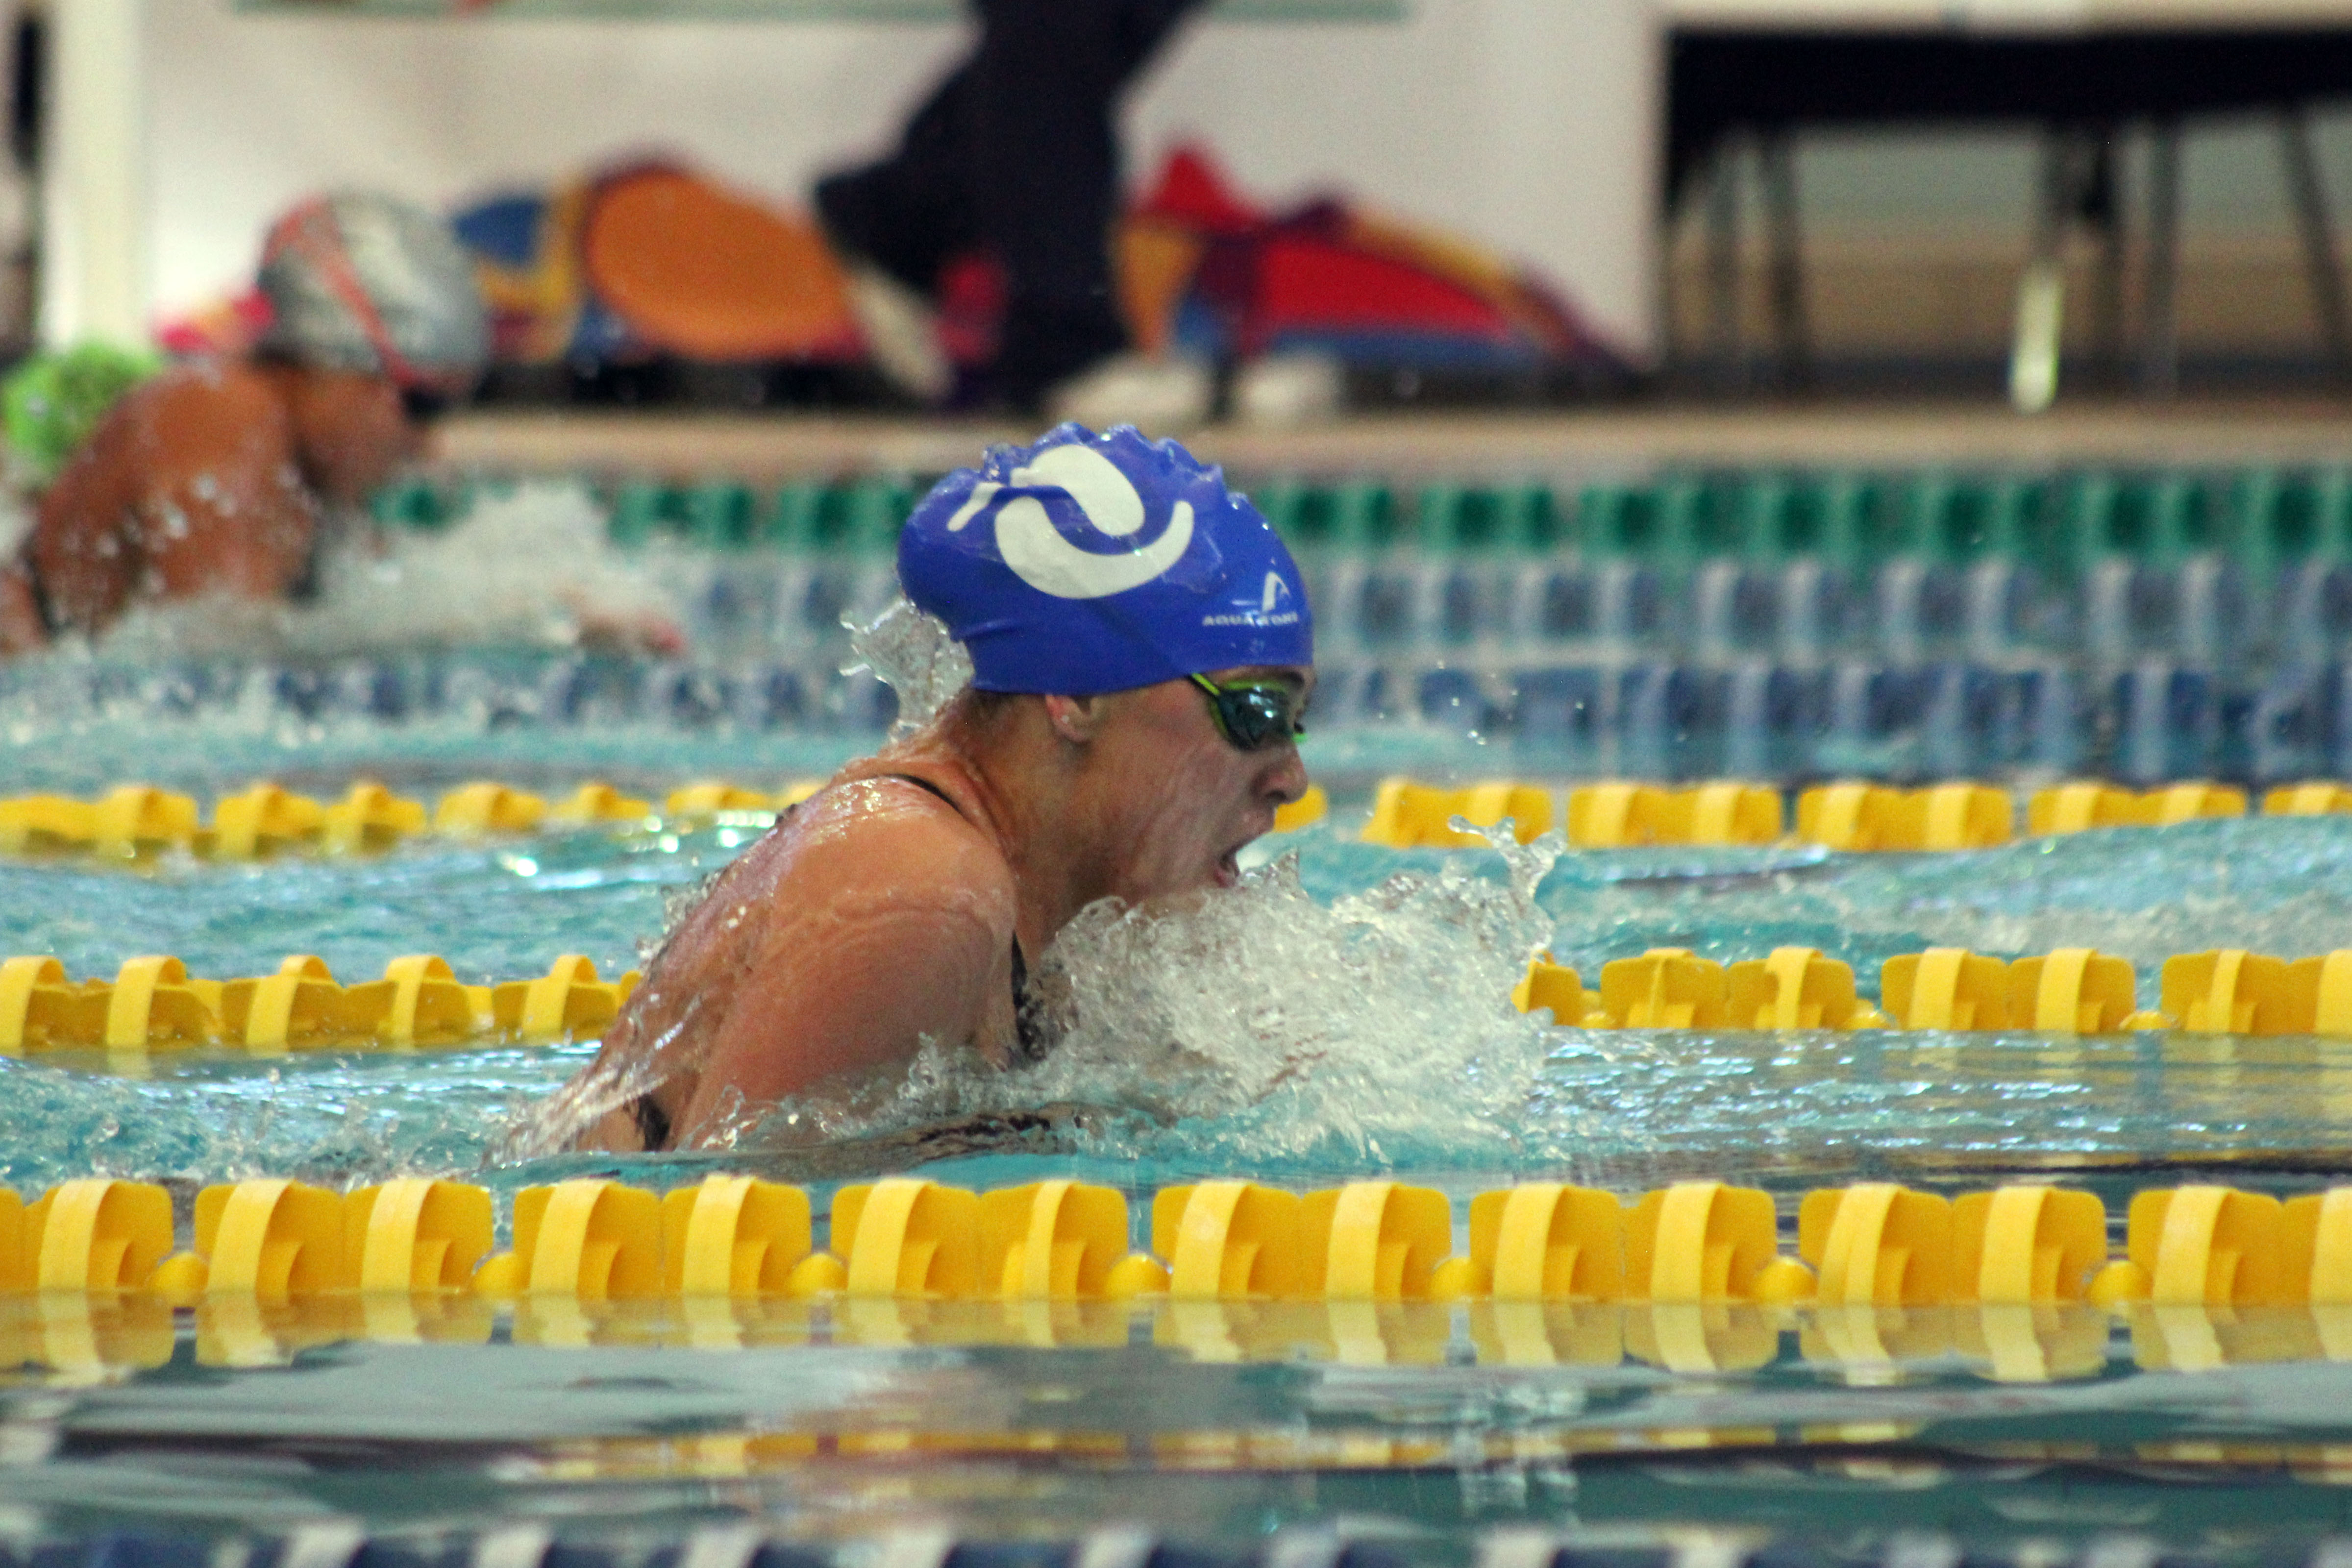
[
  {"x1": 286, "y1": 369, "x2": 425, "y2": 505},
  {"x1": 1065, "y1": 665, "x2": 1312, "y2": 902}
]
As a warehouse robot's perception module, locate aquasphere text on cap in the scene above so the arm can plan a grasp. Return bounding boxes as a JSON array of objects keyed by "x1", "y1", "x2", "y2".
[{"x1": 896, "y1": 423, "x2": 1313, "y2": 696}]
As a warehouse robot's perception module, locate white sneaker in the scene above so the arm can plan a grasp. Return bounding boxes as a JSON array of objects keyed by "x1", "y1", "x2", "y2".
[
  {"x1": 1232, "y1": 350, "x2": 1345, "y2": 428},
  {"x1": 1043, "y1": 352, "x2": 1213, "y2": 433},
  {"x1": 843, "y1": 262, "x2": 953, "y2": 404}
]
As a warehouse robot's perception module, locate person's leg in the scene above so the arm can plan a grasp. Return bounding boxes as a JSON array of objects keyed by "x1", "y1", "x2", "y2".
[
  {"x1": 1109, "y1": 0, "x2": 1210, "y2": 80},
  {"x1": 814, "y1": 65, "x2": 982, "y2": 295},
  {"x1": 969, "y1": 0, "x2": 1209, "y2": 407},
  {"x1": 818, "y1": 0, "x2": 1202, "y2": 296}
]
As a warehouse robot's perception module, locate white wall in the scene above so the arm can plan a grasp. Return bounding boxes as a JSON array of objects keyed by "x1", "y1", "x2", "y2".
[
  {"x1": 48, "y1": 0, "x2": 147, "y2": 343},
  {"x1": 1130, "y1": 0, "x2": 1657, "y2": 355},
  {"x1": 123, "y1": 0, "x2": 1657, "y2": 358}
]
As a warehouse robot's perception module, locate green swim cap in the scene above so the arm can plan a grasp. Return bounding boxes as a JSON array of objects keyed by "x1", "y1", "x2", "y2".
[{"x1": 1, "y1": 341, "x2": 163, "y2": 484}]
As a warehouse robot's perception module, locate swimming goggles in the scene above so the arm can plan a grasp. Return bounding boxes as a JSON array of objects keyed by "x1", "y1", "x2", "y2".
[{"x1": 1190, "y1": 673, "x2": 1307, "y2": 752}]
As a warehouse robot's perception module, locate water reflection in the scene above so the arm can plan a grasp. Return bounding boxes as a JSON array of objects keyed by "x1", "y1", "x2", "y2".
[{"x1": 15, "y1": 1296, "x2": 2352, "y2": 1384}]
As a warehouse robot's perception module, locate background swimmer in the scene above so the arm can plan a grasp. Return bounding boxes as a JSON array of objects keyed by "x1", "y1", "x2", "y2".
[
  {"x1": 0, "y1": 193, "x2": 680, "y2": 657},
  {"x1": 0, "y1": 194, "x2": 483, "y2": 653},
  {"x1": 571, "y1": 424, "x2": 1313, "y2": 1151}
]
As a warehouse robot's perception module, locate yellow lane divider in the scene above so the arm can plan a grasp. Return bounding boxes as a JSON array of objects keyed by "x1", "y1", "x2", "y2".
[
  {"x1": 17, "y1": 1173, "x2": 2352, "y2": 1376},
  {"x1": 9, "y1": 769, "x2": 2324, "y2": 861},
  {"x1": 1515, "y1": 944, "x2": 2352, "y2": 1036},
  {"x1": 0, "y1": 779, "x2": 1334, "y2": 865},
  {"x1": 1273, "y1": 784, "x2": 1328, "y2": 834},
  {"x1": 1362, "y1": 775, "x2": 2352, "y2": 851},
  {"x1": 14, "y1": 1173, "x2": 2352, "y2": 1324},
  {"x1": 8, "y1": 938, "x2": 2343, "y2": 1056},
  {"x1": 0, "y1": 953, "x2": 638, "y2": 1053},
  {"x1": 6, "y1": 1285, "x2": 2338, "y2": 1378},
  {"x1": 0, "y1": 778, "x2": 834, "y2": 862}
]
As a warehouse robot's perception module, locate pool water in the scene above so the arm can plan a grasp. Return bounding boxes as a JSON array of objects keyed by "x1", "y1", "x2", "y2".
[
  {"x1": 24, "y1": 1301, "x2": 2352, "y2": 1550},
  {"x1": 6, "y1": 504, "x2": 2352, "y2": 1559},
  {"x1": 7, "y1": 765, "x2": 2352, "y2": 1195},
  {"x1": 6, "y1": 731, "x2": 2352, "y2": 1555}
]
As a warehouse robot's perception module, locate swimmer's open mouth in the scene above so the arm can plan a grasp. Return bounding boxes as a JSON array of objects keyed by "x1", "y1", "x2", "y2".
[{"x1": 1213, "y1": 815, "x2": 1274, "y2": 888}]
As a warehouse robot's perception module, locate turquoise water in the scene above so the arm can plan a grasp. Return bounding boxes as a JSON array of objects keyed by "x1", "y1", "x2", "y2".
[
  {"x1": 14, "y1": 487, "x2": 2352, "y2": 1556},
  {"x1": 10, "y1": 703, "x2": 2352, "y2": 1551},
  {"x1": 18, "y1": 1299, "x2": 2352, "y2": 1546},
  {"x1": 4, "y1": 750, "x2": 2352, "y2": 1196}
]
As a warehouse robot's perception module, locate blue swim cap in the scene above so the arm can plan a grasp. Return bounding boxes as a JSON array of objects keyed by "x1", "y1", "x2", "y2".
[{"x1": 898, "y1": 424, "x2": 1312, "y2": 695}]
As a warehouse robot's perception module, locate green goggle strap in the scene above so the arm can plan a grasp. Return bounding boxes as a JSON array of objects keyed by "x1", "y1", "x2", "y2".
[{"x1": 1189, "y1": 673, "x2": 1305, "y2": 749}]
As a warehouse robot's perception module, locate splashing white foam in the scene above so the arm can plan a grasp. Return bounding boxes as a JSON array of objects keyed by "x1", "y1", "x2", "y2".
[
  {"x1": 699, "y1": 824, "x2": 1641, "y2": 1176},
  {"x1": 842, "y1": 595, "x2": 972, "y2": 740},
  {"x1": 89, "y1": 479, "x2": 678, "y2": 660}
]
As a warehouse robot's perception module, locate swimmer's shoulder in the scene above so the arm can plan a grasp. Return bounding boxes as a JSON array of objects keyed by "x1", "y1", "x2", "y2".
[
  {"x1": 777, "y1": 765, "x2": 1016, "y2": 920},
  {"x1": 50, "y1": 362, "x2": 291, "y2": 505},
  {"x1": 111, "y1": 361, "x2": 287, "y2": 443},
  {"x1": 136, "y1": 363, "x2": 293, "y2": 461}
]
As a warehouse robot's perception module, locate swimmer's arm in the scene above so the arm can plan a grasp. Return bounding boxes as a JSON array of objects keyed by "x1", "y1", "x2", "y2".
[
  {"x1": 22, "y1": 450, "x2": 140, "y2": 634},
  {"x1": 669, "y1": 891, "x2": 1007, "y2": 1145},
  {"x1": 22, "y1": 387, "x2": 312, "y2": 627},
  {"x1": 126, "y1": 448, "x2": 318, "y2": 602},
  {"x1": 0, "y1": 563, "x2": 44, "y2": 654},
  {"x1": 562, "y1": 588, "x2": 688, "y2": 657}
]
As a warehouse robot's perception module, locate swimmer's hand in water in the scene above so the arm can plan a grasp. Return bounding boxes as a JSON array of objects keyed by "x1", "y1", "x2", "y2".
[
  {"x1": 1262, "y1": 1047, "x2": 1328, "y2": 1094},
  {"x1": 560, "y1": 589, "x2": 688, "y2": 657}
]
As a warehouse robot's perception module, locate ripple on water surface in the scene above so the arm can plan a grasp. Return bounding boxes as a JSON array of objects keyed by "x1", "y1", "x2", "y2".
[{"x1": 1, "y1": 810, "x2": 2351, "y2": 1192}]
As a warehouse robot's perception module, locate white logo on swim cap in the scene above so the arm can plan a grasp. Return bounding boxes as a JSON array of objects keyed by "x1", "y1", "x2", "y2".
[
  {"x1": 1199, "y1": 567, "x2": 1303, "y2": 628},
  {"x1": 942, "y1": 442, "x2": 1193, "y2": 600}
]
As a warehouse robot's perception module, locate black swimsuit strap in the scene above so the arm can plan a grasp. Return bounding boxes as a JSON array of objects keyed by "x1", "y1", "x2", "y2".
[
  {"x1": 15, "y1": 553, "x2": 60, "y2": 637},
  {"x1": 877, "y1": 771, "x2": 964, "y2": 813},
  {"x1": 875, "y1": 773, "x2": 1047, "y2": 1064},
  {"x1": 632, "y1": 1088, "x2": 672, "y2": 1151},
  {"x1": 1007, "y1": 939, "x2": 1046, "y2": 1064}
]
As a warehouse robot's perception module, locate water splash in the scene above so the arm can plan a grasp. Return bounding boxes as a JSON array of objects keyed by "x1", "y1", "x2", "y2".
[
  {"x1": 1462, "y1": 815, "x2": 1564, "y2": 917},
  {"x1": 490, "y1": 999, "x2": 700, "y2": 1166},
  {"x1": 21, "y1": 800, "x2": 2352, "y2": 1193},
  {"x1": 486, "y1": 816, "x2": 1595, "y2": 1175},
  {"x1": 716, "y1": 824, "x2": 1629, "y2": 1179},
  {"x1": 0, "y1": 1041, "x2": 587, "y2": 1195},
  {"x1": 90, "y1": 479, "x2": 678, "y2": 661},
  {"x1": 842, "y1": 595, "x2": 971, "y2": 739},
  {"x1": 1528, "y1": 814, "x2": 2352, "y2": 986}
]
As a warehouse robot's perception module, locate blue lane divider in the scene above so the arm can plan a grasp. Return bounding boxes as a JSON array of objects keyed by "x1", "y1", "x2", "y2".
[
  {"x1": 1355, "y1": 656, "x2": 2352, "y2": 784},
  {"x1": 1292, "y1": 552, "x2": 2345, "y2": 667},
  {"x1": 14, "y1": 1535, "x2": 1413, "y2": 1568},
  {"x1": 17, "y1": 641, "x2": 2352, "y2": 787},
  {"x1": 46, "y1": 1528, "x2": 2352, "y2": 1568},
  {"x1": 229, "y1": 1530, "x2": 1379, "y2": 1568},
  {"x1": 370, "y1": 464, "x2": 2352, "y2": 676}
]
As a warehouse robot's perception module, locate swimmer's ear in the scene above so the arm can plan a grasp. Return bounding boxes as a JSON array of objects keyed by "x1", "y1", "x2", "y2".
[{"x1": 1042, "y1": 692, "x2": 1108, "y2": 744}]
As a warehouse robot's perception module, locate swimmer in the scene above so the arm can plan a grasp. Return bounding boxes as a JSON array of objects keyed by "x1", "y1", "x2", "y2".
[
  {"x1": 576, "y1": 424, "x2": 1313, "y2": 1151},
  {"x1": 0, "y1": 195, "x2": 480, "y2": 652},
  {"x1": 0, "y1": 193, "x2": 680, "y2": 656}
]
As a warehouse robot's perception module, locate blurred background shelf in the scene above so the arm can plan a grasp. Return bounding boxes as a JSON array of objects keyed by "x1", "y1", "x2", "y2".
[{"x1": 230, "y1": 0, "x2": 1404, "y2": 19}]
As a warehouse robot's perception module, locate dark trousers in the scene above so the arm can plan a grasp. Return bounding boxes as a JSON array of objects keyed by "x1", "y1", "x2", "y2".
[{"x1": 817, "y1": 0, "x2": 1208, "y2": 403}]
